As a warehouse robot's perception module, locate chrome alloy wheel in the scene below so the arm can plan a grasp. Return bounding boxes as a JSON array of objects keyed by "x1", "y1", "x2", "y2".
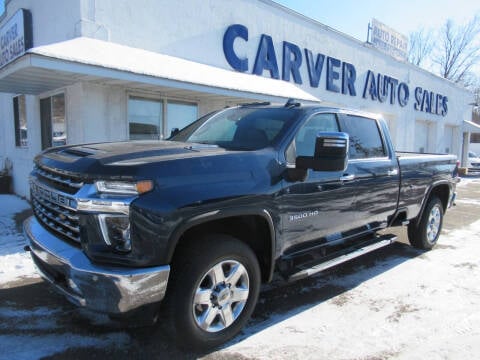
[
  {"x1": 426, "y1": 204, "x2": 442, "y2": 244},
  {"x1": 192, "y1": 260, "x2": 250, "y2": 333}
]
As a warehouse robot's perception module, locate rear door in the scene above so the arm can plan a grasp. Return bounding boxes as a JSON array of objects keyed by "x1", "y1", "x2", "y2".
[{"x1": 337, "y1": 114, "x2": 400, "y2": 228}]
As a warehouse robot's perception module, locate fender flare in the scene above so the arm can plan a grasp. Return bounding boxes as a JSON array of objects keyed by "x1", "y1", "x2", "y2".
[
  {"x1": 167, "y1": 207, "x2": 277, "y2": 282},
  {"x1": 411, "y1": 180, "x2": 452, "y2": 227}
]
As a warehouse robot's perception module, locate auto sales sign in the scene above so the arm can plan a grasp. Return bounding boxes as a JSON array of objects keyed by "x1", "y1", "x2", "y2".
[
  {"x1": 0, "y1": 9, "x2": 33, "y2": 68},
  {"x1": 370, "y1": 18, "x2": 407, "y2": 61}
]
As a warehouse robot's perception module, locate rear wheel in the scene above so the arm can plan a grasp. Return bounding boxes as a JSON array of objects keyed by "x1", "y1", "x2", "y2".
[
  {"x1": 166, "y1": 235, "x2": 261, "y2": 350},
  {"x1": 408, "y1": 196, "x2": 444, "y2": 250}
]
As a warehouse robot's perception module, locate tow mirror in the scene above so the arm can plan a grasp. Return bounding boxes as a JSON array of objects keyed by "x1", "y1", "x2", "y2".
[{"x1": 296, "y1": 132, "x2": 349, "y2": 172}]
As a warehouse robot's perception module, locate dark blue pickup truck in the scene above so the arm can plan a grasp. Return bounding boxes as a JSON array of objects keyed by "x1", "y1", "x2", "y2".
[{"x1": 24, "y1": 100, "x2": 458, "y2": 349}]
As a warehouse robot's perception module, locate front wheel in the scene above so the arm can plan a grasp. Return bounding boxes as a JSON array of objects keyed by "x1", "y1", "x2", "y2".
[
  {"x1": 408, "y1": 196, "x2": 444, "y2": 250},
  {"x1": 166, "y1": 235, "x2": 261, "y2": 350}
]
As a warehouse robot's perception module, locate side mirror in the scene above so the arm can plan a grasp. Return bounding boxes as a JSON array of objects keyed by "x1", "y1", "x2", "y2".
[
  {"x1": 296, "y1": 132, "x2": 349, "y2": 172},
  {"x1": 169, "y1": 128, "x2": 180, "y2": 138}
]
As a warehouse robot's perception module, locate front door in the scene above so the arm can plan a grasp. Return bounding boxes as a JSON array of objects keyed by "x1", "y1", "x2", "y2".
[
  {"x1": 279, "y1": 112, "x2": 359, "y2": 255},
  {"x1": 279, "y1": 112, "x2": 400, "y2": 257}
]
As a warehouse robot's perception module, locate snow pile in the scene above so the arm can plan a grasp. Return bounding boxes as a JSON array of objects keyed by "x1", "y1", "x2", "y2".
[{"x1": 0, "y1": 195, "x2": 38, "y2": 287}]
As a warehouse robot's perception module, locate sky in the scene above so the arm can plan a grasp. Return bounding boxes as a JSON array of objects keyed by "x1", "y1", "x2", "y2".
[
  {"x1": 1, "y1": 0, "x2": 479, "y2": 40},
  {"x1": 274, "y1": 0, "x2": 480, "y2": 41}
]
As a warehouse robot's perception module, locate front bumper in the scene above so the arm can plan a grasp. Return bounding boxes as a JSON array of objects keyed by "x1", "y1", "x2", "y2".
[{"x1": 24, "y1": 216, "x2": 170, "y2": 314}]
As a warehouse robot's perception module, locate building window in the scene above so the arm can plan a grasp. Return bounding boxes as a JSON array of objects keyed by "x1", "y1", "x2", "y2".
[
  {"x1": 128, "y1": 97, "x2": 163, "y2": 140},
  {"x1": 13, "y1": 95, "x2": 28, "y2": 147},
  {"x1": 128, "y1": 96, "x2": 198, "y2": 140},
  {"x1": 40, "y1": 93, "x2": 66, "y2": 149},
  {"x1": 167, "y1": 101, "x2": 198, "y2": 137}
]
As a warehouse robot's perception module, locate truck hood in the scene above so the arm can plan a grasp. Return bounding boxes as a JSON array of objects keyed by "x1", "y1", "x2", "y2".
[
  {"x1": 35, "y1": 140, "x2": 275, "y2": 181},
  {"x1": 43, "y1": 140, "x2": 227, "y2": 162}
]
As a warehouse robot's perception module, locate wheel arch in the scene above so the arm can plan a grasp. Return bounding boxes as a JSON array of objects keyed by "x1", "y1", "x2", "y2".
[
  {"x1": 167, "y1": 209, "x2": 276, "y2": 283},
  {"x1": 413, "y1": 181, "x2": 451, "y2": 227}
]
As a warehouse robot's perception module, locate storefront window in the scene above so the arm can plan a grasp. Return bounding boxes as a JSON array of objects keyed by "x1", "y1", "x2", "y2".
[
  {"x1": 13, "y1": 95, "x2": 27, "y2": 147},
  {"x1": 167, "y1": 101, "x2": 198, "y2": 136},
  {"x1": 128, "y1": 97, "x2": 163, "y2": 140},
  {"x1": 128, "y1": 96, "x2": 198, "y2": 140},
  {"x1": 40, "y1": 93, "x2": 66, "y2": 149}
]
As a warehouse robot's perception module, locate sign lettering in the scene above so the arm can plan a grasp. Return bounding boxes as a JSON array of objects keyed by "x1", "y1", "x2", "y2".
[
  {"x1": 222, "y1": 24, "x2": 448, "y2": 116},
  {"x1": 0, "y1": 9, "x2": 33, "y2": 69}
]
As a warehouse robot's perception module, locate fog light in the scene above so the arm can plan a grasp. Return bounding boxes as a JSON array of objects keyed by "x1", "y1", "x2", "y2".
[{"x1": 98, "y1": 214, "x2": 132, "y2": 253}]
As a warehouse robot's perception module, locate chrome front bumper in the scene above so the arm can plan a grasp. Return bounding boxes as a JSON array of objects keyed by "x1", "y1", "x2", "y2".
[{"x1": 24, "y1": 216, "x2": 170, "y2": 314}]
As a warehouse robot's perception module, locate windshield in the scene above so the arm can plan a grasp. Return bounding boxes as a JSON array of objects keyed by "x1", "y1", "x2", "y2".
[{"x1": 169, "y1": 107, "x2": 298, "y2": 150}]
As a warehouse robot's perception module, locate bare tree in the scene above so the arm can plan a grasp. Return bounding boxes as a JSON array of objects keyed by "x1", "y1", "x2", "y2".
[
  {"x1": 408, "y1": 28, "x2": 434, "y2": 67},
  {"x1": 433, "y1": 15, "x2": 480, "y2": 85}
]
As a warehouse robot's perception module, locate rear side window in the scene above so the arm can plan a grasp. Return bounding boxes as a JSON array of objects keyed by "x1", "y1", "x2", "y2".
[{"x1": 342, "y1": 115, "x2": 386, "y2": 159}]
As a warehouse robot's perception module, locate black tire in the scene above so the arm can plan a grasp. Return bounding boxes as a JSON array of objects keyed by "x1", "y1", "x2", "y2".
[
  {"x1": 165, "y1": 234, "x2": 261, "y2": 351},
  {"x1": 408, "y1": 196, "x2": 444, "y2": 250}
]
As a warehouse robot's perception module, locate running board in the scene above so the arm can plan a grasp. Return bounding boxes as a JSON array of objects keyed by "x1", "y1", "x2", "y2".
[{"x1": 288, "y1": 234, "x2": 397, "y2": 282}]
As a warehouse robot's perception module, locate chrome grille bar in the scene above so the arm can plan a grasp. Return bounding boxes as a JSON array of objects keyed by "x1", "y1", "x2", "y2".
[
  {"x1": 32, "y1": 201, "x2": 80, "y2": 243},
  {"x1": 36, "y1": 166, "x2": 84, "y2": 189},
  {"x1": 32, "y1": 198, "x2": 80, "y2": 233},
  {"x1": 32, "y1": 193, "x2": 79, "y2": 222}
]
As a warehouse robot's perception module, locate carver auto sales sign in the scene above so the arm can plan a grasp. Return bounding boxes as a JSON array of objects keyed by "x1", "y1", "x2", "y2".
[{"x1": 0, "y1": 9, "x2": 33, "y2": 68}]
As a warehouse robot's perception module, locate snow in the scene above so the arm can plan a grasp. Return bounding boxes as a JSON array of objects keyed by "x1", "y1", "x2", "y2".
[
  {"x1": 1, "y1": 333, "x2": 130, "y2": 359},
  {"x1": 1, "y1": 178, "x2": 480, "y2": 359},
  {"x1": 0, "y1": 195, "x2": 131, "y2": 359},
  {"x1": 28, "y1": 37, "x2": 320, "y2": 102},
  {"x1": 217, "y1": 219, "x2": 480, "y2": 359},
  {"x1": 0, "y1": 195, "x2": 37, "y2": 286}
]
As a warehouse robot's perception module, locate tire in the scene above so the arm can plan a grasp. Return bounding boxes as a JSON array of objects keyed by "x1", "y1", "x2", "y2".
[
  {"x1": 408, "y1": 196, "x2": 444, "y2": 250},
  {"x1": 165, "y1": 234, "x2": 261, "y2": 350}
]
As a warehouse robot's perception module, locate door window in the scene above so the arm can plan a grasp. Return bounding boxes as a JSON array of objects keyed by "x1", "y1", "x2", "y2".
[
  {"x1": 286, "y1": 113, "x2": 339, "y2": 163},
  {"x1": 342, "y1": 115, "x2": 385, "y2": 159}
]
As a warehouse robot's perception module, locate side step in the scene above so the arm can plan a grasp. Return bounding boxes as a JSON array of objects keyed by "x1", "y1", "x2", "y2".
[{"x1": 288, "y1": 234, "x2": 397, "y2": 282}]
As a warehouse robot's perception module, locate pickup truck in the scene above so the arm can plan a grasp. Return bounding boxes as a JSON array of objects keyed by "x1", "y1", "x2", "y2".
[{"x1": 24, "y1": 100, "x2": 458, "y2": 349}]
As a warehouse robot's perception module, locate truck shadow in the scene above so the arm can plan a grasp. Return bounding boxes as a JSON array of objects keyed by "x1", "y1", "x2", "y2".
[
  {"x1": 0, "y1": 241, "x2": 425, "y2": 359},
  {"x1": 139, "y1": 240, "x2": 424, "y2": 357},
  {"x1": 223, "y1": 241, "x2": 423, "y2": 348}
]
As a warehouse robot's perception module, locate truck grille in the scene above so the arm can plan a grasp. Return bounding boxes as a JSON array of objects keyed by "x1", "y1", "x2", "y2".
[
  {"x1": 35, "y1": 166, "x2": 84, "y2": 194},
  {"x1": 31, "y1": 166, "x2": 82, "y2": 245}
]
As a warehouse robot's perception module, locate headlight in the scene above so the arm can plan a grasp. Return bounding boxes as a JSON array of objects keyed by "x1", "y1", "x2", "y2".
[
  {"x1": 95, "y1": 180, "x2": 153, "y2": 195},
  {"x1": 98, "y1": 214, "x2": 132, "y2": 253}
]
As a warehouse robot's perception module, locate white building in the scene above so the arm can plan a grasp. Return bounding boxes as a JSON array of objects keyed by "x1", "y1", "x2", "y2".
[{"x1": 0, "y1": 0, "x2": 475, "y2": 197}]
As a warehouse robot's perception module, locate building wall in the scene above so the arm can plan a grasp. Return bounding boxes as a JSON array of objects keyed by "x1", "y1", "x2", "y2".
[
  {"x1": 90, "y1": 0, "x2": 471, "y2": 153},
  {"x1": 0, "y1": 92, "x2": 41, "y2": 196},
  {"x1": 1, "y1": 0, "x2": 82, "y2": 45},
  {"x1": 65, "y1": 82, "x2": 127, "y2": 144},
  {"x1": 0, "y1": 0, "x2": 474, "y2": 197}
]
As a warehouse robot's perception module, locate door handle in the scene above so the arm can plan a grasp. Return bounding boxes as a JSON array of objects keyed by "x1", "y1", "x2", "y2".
[
  {"x1": 340, "y1": 174, "x2": 355, "y2": 181},
  {"x1": 387, "y1": 168, "x2": 399, "y2": 176}
]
